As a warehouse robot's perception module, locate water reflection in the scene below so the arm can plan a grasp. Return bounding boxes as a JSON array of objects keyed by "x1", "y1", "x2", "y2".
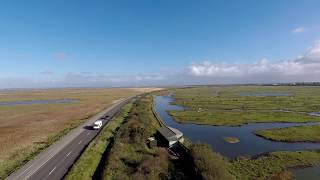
[{"x1": 308, "y1": 112, "x2": 320, "y2": 117}]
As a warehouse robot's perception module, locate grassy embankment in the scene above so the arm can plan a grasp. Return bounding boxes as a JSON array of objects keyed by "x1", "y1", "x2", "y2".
[
  {"x1": 190, "y1": 144, "x2": 235, "y2": 180},
  {"x1": 231, "y1": 150, "x2": 320, "y2": 180},
  {"x1": 102, "y1": 94, "x2": 236, "y2": 180},
  {"x1": 65, "y1": 103, "x2": 132, "y2": 180},
  {"x1": 0, "y1": 88, "x2": 141, "y2": 179},
  {"x1": 168, "y1": 86, "x2": 320, "y2": 126},
  {"x1": 102, "y1": 95, "x2": 180, "y2": 179},
  {"x1": 255, "y1": 125, "x2": 320, "y2": 142}
]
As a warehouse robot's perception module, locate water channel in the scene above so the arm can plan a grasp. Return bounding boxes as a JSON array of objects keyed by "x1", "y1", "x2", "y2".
[
  {"x1": 154, "y1": 95, "x2": 320, "y2": 179},
  {"x1": 155, "y1": 95, "x2": 320, "y2": 158}
]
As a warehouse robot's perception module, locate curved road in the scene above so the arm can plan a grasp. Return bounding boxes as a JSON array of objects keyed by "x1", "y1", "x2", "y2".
[{"x1": 8, "y1": 97, "x2": 133, "y2": 180}]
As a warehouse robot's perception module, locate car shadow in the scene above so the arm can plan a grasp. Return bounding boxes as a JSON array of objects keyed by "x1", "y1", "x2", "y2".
[{"x1": 83, "y1": 125, "x2": 94, "y2": 130}]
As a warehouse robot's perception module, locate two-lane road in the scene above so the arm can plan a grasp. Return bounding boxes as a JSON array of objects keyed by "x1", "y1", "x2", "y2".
[{"x1": 8, "y1": 97, "x2": 133, "y2": 180}]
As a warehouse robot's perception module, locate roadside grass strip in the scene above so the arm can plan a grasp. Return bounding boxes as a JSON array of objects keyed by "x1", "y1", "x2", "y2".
[{"x1": 65, "y1": 103, "x2": 132, "y2": 180}]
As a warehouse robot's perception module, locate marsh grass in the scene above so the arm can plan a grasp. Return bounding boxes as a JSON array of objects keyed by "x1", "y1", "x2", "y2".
[
  {"x1": 165, "y1": 86, "x2": 320, "y2": 179},
  {"x1": 168, "y1": 86, "x2": 320, "y2": 126},
  {"x1": 230, "y1": 150, "x2": 320, "y2": 180},
  {"x1": 255, "y1": 125, "x2": 320, "y2": 142},
  {"x1": 190, "y1": 144, "x2": 235, "y2": 180},
  {"x1": 223, "y1": 137, "x2": 240, "y2": 144}
]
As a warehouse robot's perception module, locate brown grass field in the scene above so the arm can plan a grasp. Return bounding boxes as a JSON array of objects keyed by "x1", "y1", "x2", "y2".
[{"x1": 0, "y1": 87, "x2": 161, "y2": 178}]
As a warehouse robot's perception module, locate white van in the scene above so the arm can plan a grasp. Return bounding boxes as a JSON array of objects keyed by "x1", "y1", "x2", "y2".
[{"x1": 93, "y1": 120, "x2": 102, "y2": 130}]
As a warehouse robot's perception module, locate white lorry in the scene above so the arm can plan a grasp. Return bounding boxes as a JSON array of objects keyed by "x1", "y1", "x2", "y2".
[{"x1": 93, "y1": 120, "x2": 102, "y2": 130}]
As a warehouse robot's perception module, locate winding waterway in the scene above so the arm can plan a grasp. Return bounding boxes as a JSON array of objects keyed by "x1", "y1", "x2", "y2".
[{"x1": 154, "y1": 95, "x2": 320, "y2": 159}]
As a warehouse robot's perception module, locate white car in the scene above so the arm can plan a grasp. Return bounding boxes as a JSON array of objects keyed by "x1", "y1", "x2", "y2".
[{"x1": 93, "y1": 120, "x2": 102, "y2": 130}]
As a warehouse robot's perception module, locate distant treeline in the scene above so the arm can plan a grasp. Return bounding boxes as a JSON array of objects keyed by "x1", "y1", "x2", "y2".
[{"x1": 262, "y1": 82, "x2": 320, "y2": 86}]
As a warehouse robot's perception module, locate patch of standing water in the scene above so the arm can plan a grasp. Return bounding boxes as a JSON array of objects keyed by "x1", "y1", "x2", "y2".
[
  {"x1": 292, "y1": 166, "x2": 320, "y2": 180},
  {"x1": 239, "y1": 92, "x2": 292, "y2": 97},
  {"x1": 308, "y1": 112, "x2": 320, "y2": 117},
  {"x1": 154, "y1": 95, "x2": 320, "y2": 159},
  {"x1": 0, "y1": 99, "x2": 80, "y2": 106}
]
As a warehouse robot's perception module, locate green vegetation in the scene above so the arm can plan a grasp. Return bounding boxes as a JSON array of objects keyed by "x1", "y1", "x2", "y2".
[
  {"x1": 169, "y1": 86, "x2": 320, "y2": 126},
  {"x1": 223, "y1": 137, "x2": 240, "y2": 144},
  {"x1": 255, "y1": 125, "x2": 320, "y2": 142},
  {"x1": 169, "y1": 110, "x2": 319, "y2": 126},
  {"x1": 65, "y1": 103, "x2": 132, "y2": 180},
  {"x1": 190, "y1": 144, "x2": 235, "y2": 180},
  {"x1": 231, "y1": 150, "x2": 320, "y2": 180},
  {"x1": 165, "y1": 86, "x2": 320, "y2": 179},
  {"x1": 102, "y1": 95, "x2": 181, "y2": 179}
]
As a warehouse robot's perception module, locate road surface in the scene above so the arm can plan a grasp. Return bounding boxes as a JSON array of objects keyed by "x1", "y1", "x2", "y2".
[{"x1": 8, "y1": 97, "x2": 133, "y2": 180}]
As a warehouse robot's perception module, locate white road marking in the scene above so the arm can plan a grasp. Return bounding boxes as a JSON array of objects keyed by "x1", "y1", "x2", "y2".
[
  {"x1": 21, "y1": 164, "x2": 33, "y2": 174},
  {"x1": 66, "y1": 151, "x2": 72, "y2": 157},
  {"x1": 87, "y1": 132, "x2": 90, "y2": 136},
  {"x1": 48, "y1": 166, "x2": 56, "y2": 175},
  {"x1": 78, "y1": 140, "x2": 82, "y2": 145},
  {"x1": 14, "y1": 164, "x2": 34, "y2": 179},
  {"x1": 24, "y1": 150, "x2": 57, "y2": 180}
]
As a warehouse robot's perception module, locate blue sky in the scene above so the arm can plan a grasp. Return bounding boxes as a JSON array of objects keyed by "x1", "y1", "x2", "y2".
[{"x1": 1, "y1": 0, "x2": 320, "y2": 88}]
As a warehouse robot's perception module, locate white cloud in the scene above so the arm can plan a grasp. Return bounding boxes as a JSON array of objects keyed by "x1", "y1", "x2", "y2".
[
  {"x1": 292, "y1": 27, "x2": 307, "y2": 33},
  {"x1": 134, "y1": 75, "x2": 165, "y2": 81},
  {"x1": 295, "y1": 41, "x2": 320, "y2": 63},
  {"x1": 0, "y1": 73, "x2": 169, "y2": 89},
  {"x1": 1, "y1": 42, "x2": 320, "y2": 89},
  {"x1": 188, "y1": 41, "x2": 320, "y2": 83}
]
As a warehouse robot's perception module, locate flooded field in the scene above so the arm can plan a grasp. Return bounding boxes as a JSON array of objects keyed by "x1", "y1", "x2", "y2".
[
  {"x1": 155, "y1": 95, "x2": 320, "y2": 158},
  {"x1": 308, "y1": 112, "x2": 320, "y2": 117}
]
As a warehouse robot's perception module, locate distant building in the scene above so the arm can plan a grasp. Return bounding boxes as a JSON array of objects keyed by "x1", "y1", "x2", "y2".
[{"x1": 156, "y1": 126, "x2": 184, "y2": 147}]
